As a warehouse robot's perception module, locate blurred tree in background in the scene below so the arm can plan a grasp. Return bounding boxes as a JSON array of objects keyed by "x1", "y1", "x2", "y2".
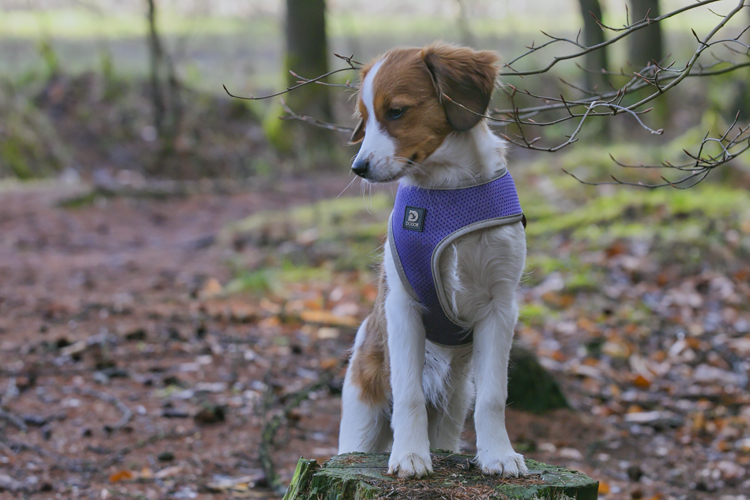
[
  {"x1": 577, "y1": 0, "x2": 610, "y2": 139},
  {"x1": 0, "y1": 0, "x2": 748, "y2": 183},
  {"x1": 264, "y1": 0, "x2": 333, "y2": 156},
  {"x1": 627, "y1": 0, "x2": 664, "y2": 68},
  {"x1": 145, "y1": 0, "x2": 183, "y2": 167}
]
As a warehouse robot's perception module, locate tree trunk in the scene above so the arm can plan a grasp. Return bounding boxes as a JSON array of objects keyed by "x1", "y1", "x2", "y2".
[
  {"x1": 578, "y1": 0, "x2": 608, "y2": 91},
  {"x1": 284, "y1": 454, "x2": 600, "y2": 500},
  {"x1": 628, "y1": 0, "x2": 663, "y2": 68},
  {"x1": 578, "y1": 0, "x2": 610, "y2": 140},
  {"x1": 146, "y1": 0, "x2": 166, "y2": 137},
  {"x1": 269, "y1": 0, "x2": 333, "y2": 154},
  {"x1": 737, "y1": 6, "x2": 750, "y2": 121},
  {"x1": 145, "y1": 0, "x2": 182, "y2": 151}
]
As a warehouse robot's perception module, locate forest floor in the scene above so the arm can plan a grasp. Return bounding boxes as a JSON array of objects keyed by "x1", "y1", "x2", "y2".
[{"x1": 1, "y1": 163, "x2": 750, "y2": 500}]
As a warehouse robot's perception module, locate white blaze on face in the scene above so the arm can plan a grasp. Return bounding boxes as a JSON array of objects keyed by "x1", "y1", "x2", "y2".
[{"x1": 353, "y1": 59, "x2": 399, "y2": 181}]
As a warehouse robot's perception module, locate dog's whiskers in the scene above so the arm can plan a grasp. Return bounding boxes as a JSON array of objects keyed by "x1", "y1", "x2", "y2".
[{"x1": 338, "y1": 174, "x2": 359, "y2": 199}]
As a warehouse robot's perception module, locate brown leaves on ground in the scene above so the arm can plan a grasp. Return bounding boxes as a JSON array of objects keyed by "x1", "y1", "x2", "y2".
[{"x1": 1, "y1": 179, "x2": 750, "y2": 500}]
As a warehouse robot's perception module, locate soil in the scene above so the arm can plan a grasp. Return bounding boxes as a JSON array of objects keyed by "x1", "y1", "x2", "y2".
[{"x1": 0, "y1": 177, "x2": 748, "y2": 500}]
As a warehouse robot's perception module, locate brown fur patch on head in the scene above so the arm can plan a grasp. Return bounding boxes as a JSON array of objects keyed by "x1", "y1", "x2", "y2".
[
  {"x1": 369, "y1": 47, "x2": 454, "y2": 165},
  {"x1": 422, "y1": 43, "x2": 500, "y2": 131},
  {"x1": 351, "y1": 44, "x2": 500, "y2": 165},
  {"x1": 349, "y1": 264, "x2": 390, "y2": 407}
]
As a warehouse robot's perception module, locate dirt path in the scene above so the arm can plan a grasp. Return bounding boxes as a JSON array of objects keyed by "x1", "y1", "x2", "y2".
[
  {"x1": 1, "y1": 177, "x2": 749, "y2": 500},
  {"x1": 0, "y1": 177, "x2": 357, "y2": 499}
]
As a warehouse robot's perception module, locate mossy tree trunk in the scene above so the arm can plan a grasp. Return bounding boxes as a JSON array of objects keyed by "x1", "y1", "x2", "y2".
[
  {"x1": 577, "y1": 0, "x2": 610, "y2": 140},
  {"x1": 267, "y1": 0, "x2": 333, "y2": 155},
  {"x1": 627, "y1": 0, "x2": 663, "y2": 69},
  {"x1": 627, "y1": 0, "x2": 668, "y2": 129},
  {"x1": 284, "y1": 453, "x2": 599, "y2": 500}
]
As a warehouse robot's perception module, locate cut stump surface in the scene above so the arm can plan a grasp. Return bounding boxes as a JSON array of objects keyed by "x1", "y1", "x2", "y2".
[{"x1": 283, "y1": 452, "x2": 599, "y2": 500}]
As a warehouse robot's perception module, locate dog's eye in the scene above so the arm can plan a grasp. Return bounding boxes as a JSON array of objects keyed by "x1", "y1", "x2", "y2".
[{"x1": 386, "y1": 107, "x2": 406, "y2": 120}]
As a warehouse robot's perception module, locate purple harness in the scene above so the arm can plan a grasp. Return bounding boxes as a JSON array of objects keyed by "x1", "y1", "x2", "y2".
[{"x1": 388, "y1": 170, "x2": 524, "y2": 347}]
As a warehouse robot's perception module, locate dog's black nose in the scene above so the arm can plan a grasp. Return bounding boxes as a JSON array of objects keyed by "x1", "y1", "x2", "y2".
[{"x1": 351, "y1": 159, "x2": 370, "y2": 178}]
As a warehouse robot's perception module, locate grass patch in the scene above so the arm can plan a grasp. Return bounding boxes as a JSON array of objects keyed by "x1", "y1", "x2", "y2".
[
  {"x1": 526, "y1": 184, "x2": 750, "y2": 243},
  {"x1": 519, "y1": 302, "x2": 555, "y2": 327}
]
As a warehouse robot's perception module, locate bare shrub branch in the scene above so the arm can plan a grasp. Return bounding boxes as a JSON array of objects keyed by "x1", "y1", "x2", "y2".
[{"x1": 225, "y1": 0, "x2": 750, "y2": 188}]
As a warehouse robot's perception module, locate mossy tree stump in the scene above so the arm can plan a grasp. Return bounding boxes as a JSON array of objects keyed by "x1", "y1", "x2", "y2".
[{"x1": 284, "y1": 452, "x2": 598, "y2": 500}]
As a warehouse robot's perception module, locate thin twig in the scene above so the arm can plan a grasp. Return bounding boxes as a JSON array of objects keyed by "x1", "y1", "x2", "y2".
[
  {"x1": 0, "y1": 409, "x2": 27, "y2": 432},
  {"x1": 73, "y1": 387, "x2": 132, "y2": 431},
  {"x1": 258, "y1": 370, "x2": 336, "y2": 496},
  {"x1": 223, "y1": 53, "x2": 360, "y2": 101}
]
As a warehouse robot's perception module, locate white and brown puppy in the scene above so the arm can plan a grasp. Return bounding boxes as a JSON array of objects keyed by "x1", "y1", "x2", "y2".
[{"x1": 338, "y1": 43, "x2": 528, "y2": 479}]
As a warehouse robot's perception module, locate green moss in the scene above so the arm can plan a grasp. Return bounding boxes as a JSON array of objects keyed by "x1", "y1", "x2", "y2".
[
  {"x1": 0, "y1": 140, "x2": 33, "y2": 179},
  {"x1": 526, "y1": 185, "x2": 750, "y2": 243},
  {"x1": 225, "y1": 269, "x2": 273, "y2": 295},
  {"x1": 285, "y1": 453, "x2": 598, "y2": 500},
  {"x1": 519, "y1": 302, "x2": 553, "y2": 327}
]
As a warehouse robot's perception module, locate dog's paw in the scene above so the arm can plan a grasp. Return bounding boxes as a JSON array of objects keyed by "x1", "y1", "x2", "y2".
[
  {"x1": 388, "y1": 451, "x2": 433, "y2": 479},
  {"x1": 476, "y1": 450, "x2": 528, "y2": 478}
]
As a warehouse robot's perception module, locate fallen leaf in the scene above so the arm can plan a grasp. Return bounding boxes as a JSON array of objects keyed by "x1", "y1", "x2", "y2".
[
  {"x1": 598, "y1": 480, "x2": 610, "y2": 494},
  {"x1": 109, "y1": 470, "x2": 134, "y2": 483},
  {"x1": 299, "y1": 310, "x2": 358, "y2": 327},
  {"x1": 200, "y1": 278, "x2": 223, "y2": 299},
  {"x1": 320, "y1": 357, "x2": 339, "y2": 370},
  {"x1": 632, "y1": 374, "x2": 652, "y2": 389}
]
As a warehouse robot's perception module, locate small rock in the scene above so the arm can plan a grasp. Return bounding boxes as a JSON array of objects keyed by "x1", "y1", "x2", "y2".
[
  {"x1": 124, "y1": 327, "x2": 147, "y2": 341},
  {"x1": 627, "y1": 463, "x2": 644, "y2": 481},
  {"x1": 22, "y1": 414, "x2": 48, "y2": 427},
  {"x1": 194, "y1": 382, "x2": 227, "y2": 393},
  {"x1": 93, "y1": 371, "x2": 110, "y2": 385},
  {"x1": 194, "y1": 405, "x2": 225, "y2": 425},
  {"x1": 54, "y1": 337, "x2": 72, "y2": 350},
  {"x1": 172, "y1": 486, "x2": 197, "y2": 499},
  {"x1": 0, "y1": 474, "x2": 23, "y2": 492},
  {"x1": 112, "y1": 292, "x2": 135, "y2": 314},
  {"x1": 736, "y1": 438, "x2": 750, "y2": 453},
  {"x1": 162, "y1": 409, "x2": 190, "y2": 419},
  {"x1": 715, "y1": 460, "x2": 746, "y2": 480},
  {"x1": 692, "y1": 364, "x2": 742, "y2": 386},
  {"x1": 558, "y1": 447, "x2": 583, "y2": 460}
]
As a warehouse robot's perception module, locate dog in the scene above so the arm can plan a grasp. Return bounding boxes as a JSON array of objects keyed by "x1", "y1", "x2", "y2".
[{"x1": 337, "y1": 43, "x2": 528, "y2": 480}]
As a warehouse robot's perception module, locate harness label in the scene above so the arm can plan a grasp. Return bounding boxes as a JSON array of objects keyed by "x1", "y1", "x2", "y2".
[{"x1": 403, "y1": 206, "x2": 426, "y2": 232}]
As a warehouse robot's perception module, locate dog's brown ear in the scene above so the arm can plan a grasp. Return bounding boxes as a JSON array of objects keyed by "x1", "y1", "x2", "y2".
[
  {"x1": 349, "y1": 117, "x2": 365, "y2": 144},
  {"x1": 349, "y1": 63, "x2": 374, "y2": 144},
  {"x1": 422, "y1": 43, "x2": 499, "y2": 132}
]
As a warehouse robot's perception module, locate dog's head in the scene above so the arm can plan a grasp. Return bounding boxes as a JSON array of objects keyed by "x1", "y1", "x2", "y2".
[{"x1": 350, "y1": 43, "x2": 499, "y2": 183}]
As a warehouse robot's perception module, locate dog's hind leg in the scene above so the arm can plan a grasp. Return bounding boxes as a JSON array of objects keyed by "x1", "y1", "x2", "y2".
[
  {"x1": 339, "y1": 294, "x2": 393, "y2": 453},
  {"x1": 338, "y1": 371, "x2": 391, "y2": 452}
]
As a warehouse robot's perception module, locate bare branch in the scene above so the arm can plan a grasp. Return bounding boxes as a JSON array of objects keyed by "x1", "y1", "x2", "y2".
[
  {"x1": 566, "y1": 120, "x2": 750, "y2": 188},
  {"x1": 500, "y1": 0, "x2": 725, "y2": 76},
  {"x1": 223, "y1": 53, "x2": 360, "y2": 101},
  {"x1": 279, "y1": 99, "x2": 354, "y2": 134}
]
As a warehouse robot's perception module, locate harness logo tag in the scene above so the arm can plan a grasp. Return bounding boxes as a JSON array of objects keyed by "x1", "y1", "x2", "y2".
[{"x1": 403, "y1": 206, "x2": 426, "y2": 232}]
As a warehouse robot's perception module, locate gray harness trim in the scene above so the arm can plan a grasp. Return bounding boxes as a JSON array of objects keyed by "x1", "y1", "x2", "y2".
[{"x1": 430, "y1": 214, "x2": 524, "y2": 330}]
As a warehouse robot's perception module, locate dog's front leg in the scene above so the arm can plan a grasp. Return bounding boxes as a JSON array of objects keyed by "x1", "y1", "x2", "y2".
[
  {"x1": 384, "y1": 244, "x2": 432, "y2": 479},
  {"x1": 473, "y1": 300, "x2": 528, "y2": 477}
]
